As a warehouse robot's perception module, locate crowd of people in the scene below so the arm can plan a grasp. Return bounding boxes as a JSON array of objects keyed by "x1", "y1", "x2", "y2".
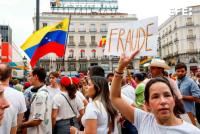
[{"x1": 0, "y1": 51, "x2": 200, "y2": 134}]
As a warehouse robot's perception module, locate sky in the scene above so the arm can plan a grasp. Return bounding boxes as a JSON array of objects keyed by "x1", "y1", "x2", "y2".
[{"x1": 0, "y1": 0, "x2": 199, "y2": 50}]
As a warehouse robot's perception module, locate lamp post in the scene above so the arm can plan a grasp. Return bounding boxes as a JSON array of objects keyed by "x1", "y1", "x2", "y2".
[{"x1": 23, "y1": 56, "x2": 27, "y2": 82}]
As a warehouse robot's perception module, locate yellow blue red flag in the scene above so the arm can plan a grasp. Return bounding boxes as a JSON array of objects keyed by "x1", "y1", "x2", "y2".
[
  {"x1": 21, "y1": 18, "x2": 69, "y2": 68},
  {"x1": 98, "y1": 36, "x2": 106, "y2": 47}
]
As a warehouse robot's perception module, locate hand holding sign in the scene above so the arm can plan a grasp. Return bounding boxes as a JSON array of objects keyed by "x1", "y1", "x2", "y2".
[{"x1": 104, "y1": 17, "x2": 158, "y2": 57}]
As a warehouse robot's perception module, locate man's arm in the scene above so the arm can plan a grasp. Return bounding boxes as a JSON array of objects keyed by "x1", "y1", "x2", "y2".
[
  {"x1": 182, "y1": 96, "x2": 200, "y2": 103},
  {"x1": 20, "y1": 119, "x2": 42, "y2": 128},
  {"x1": 10, "y1": 126, "x2": 17, "y2": 134}
]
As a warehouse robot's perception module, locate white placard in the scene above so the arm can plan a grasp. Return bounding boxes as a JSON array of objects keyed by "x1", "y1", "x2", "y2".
[{"x1": 104, "y1": 17, "x2": 158, "y2": 56}]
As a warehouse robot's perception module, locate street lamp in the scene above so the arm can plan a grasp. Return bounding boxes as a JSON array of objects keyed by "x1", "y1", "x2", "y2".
[{"x1": 23, "y1": 56, "x2": 27, "y2": 82}]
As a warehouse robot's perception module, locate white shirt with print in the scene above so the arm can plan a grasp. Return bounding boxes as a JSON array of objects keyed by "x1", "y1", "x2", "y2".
[{"x1": 27, "y1": 85, "x2": 52, "y2": 134}]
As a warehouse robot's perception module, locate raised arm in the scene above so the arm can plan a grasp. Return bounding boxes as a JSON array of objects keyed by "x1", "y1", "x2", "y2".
[{"x1": 110, "y1": 50, "x2": 139, "y2": 123}]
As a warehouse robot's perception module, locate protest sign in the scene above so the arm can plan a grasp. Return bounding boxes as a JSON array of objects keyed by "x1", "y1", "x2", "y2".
[{"x1": 104, "y1": 17, "x2": 158, "y2": 56}]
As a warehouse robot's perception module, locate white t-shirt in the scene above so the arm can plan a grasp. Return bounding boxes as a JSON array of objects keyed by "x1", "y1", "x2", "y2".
[
  {"x1": 121, "y1": 84, "x2": 136, "y2": 103},
  {"x1": 52, "y1": 92, "x2": 84, "y2": 121},
  {"x1": 134, "y1": 108, "x2": 200, "y2": 134},
  {"x1": 76, "y1": 90, "x2": 86, "y2": 102},
  {"x1": 4, "y1": 86, "x2": 27, "y2": 114},
  {"x1": 27, "y1": 85, "x2": 52, "y2": 134},
  {"x1": 47, "y1": 85, "x2": 60, "y2": 100},
  {"x1": 108, "y1": 84, "x2": 134, "y2": 105},
  {"x1": 0, "y1": 105, "x2": 17, "y2": 134},
  {"x1": 82, "y1": 101, "x2": 118, "y2": 134}
]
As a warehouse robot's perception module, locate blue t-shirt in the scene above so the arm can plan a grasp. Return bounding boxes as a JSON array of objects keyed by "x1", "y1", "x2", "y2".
[{"x1": 177, "y1": 76, "x2": 200, "y2": 115}]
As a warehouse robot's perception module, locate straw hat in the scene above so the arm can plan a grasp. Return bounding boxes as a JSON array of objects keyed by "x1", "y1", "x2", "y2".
[{"x1": 149, "y1": 59, "x2": 170, "y2": 70}]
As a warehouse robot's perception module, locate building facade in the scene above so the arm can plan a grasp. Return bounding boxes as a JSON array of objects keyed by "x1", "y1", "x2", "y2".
[
  {"x1": 33, "y1": 12, "x2": 138, "y2": 75},
  {"x1": 0, "y1": 25, "x2": 12, "y2": 63},
  {"x1": 158, "y1": 5, "x2": 200, "y2": 73}
]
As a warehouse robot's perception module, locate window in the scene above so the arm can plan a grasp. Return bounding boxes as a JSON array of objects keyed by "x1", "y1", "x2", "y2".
[
  {"x1": 69, "y1": 36, "x2": 74, "y2": 43},
  {"x1": 69, "y1": 63, "x2": 76, "y2": 70},
  {"x1": 69, "y1": 23, "x2": 75, "y2": 32},
  {"x1": 69, "y1": 49, "x2": 74, "y2": 58},
  {"x1": 189, "y1": 42, "x2": 194, "y2": 50},
  {"x1": 80, "y1": 63, "x2": 87, "y2": 71},
  {"x1": 91, "y1": 36, "x2": 96, "y2": 42},
  {"x1": 100, "y1": 24, "x2": 107, "y2": 32},
  {"x1": 80, "y1": 36, "x2": 85, "y2": 43},
  {"x1": 187, "y1": 17, "x2": 192, "y2": 23},
  {"x1": 79, "y1": 23, "x2": 86, "y2": 32},
  {"x1": 91, "y1": 49, "x2": 96, "y2": 58},
  {"x1": 188, "y1": 29, "x2": 193, "y2": 35},
  {"x1": 80, "y1": 49, "x2": 85, "y2": 58},
  {"x1": 89, "y1": 24, "x2": 96, "y2": 32}
]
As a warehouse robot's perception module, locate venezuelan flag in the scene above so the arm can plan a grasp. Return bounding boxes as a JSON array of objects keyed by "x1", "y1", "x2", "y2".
[{"x1": 21, "y1": 18, "x2": 69, "y2": 68}]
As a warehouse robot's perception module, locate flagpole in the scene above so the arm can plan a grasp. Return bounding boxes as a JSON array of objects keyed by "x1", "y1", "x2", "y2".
[{"x1": 62, "y1": 14, "x2": 71, "y2": 72}]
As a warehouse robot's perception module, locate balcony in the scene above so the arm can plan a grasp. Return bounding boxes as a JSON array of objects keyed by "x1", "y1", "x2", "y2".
[
  {"x1": 78, "y1": 56, "x2": 87, "y2": 61},
  {"x1": 78, "y1": 28, "x2": 86, "y2": 32},
  {"x1": 111, "y1": 56, "x2": 120, "y2": 61},
  {"x1": 101, "y1": 56, "x2": 109, "y2": 61},
  {"x1": 90, "y1": 56, "x2": 98, "y2": 61},
  {"x1": 69, "y1": 28, "x2": 75, "y2": 32},
  {"x1": 187, "y1": 49, "x2": 198, "y2": 54},
  {"x1": 79, "y1": 67, "x2": 88, "y2": 72},
  {"x1": 186, "y1": 22, "x2": 194, "y2": 26},
  {"x1": 79, "y1": 42, "x2": 87, "y2": 47},
  {"x1": 89, "y1": 42, "x2": 98, "y2": 47},
  {"x1": 100, "y1": 28, "x2": 108, "y2": 33},
  {"x1": 89, "y1": 28, "x2": 97, "y2": 33},
  {"x1": 187, "y1": 35, "x2": 196, "y2": 40},
  {"x1": 67, "y1": 56, "x2": 76, "y2": 61},
  {"x1": 39, "y1": 58, "x2": 50, "y2": 62},
  {"x1": 68, "y1": 67, "x2": 76, "y2": 71},
  {"x1": 68, "y1": 42, "x2": 75, "y2": 47},
  {"x1": 56, "y1": 58, "x2": 63, "y2": 62}
]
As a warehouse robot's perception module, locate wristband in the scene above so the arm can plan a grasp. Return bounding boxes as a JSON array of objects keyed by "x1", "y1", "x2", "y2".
[
  {"x1": 115, "y1": 69, "x2": 124, "y2": 75},
  {"x1": 114, "y1": 72, "x2": 123, "y2": 78}
]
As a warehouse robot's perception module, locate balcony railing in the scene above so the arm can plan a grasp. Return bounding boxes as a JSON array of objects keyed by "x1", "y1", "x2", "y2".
[
  {"x1": 68, "y1": 56, "x2": 76, "y2": 61},
  {"x1": 100, "y1": 28, "x2": 108, "y2": 32},
  {"x1": 79, "y1": 42, "x2": 87, "y2": 46},
  {"x1": 101, "y1": 56, "x2": 109, "y2": 61},
  {"x1": 78, "y1": 28, "x2": 86, "y2": 32},
  {"x1": 187, "y1": 35, "x2": 196, "y2": 40},
  {"x1": 79, "y1": 67, "x2": 88, "y2": 72},
  {"x1": 89, "y1": 42, "x2": 98, "y2": 47},
  {"x1": 68, "y1": 67, "x2": 76, "y2": 71},
  {"x1": 89, "y1": 28, "x2": 97, "y2": 32},
  {"x1": 69, "y1": 28, "x2": 75, "y2": 32},
  {"x1": 78, "y1": 56, "x2": 87, "y2": 61},
  {"x1": 90, "y1": 56, "x2": 98, "y2": 61},
  {"x1": 68, "y1": 42, "x2": 75, "y2": 47},
  {"x1": 111, "y1": 56, "x2": 120, "y2": 61},
  {"x1": 187, "y1": 49, "x2": 198, "y2": 54},
  {"x1": 186, "y1": 22, "x2": 194, "y2": 26}
]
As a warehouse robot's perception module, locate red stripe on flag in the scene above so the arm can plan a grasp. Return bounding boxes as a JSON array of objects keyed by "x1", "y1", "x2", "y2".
[{"x1": 30, "y1": 42, "x2": 65, "y2": 67}]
